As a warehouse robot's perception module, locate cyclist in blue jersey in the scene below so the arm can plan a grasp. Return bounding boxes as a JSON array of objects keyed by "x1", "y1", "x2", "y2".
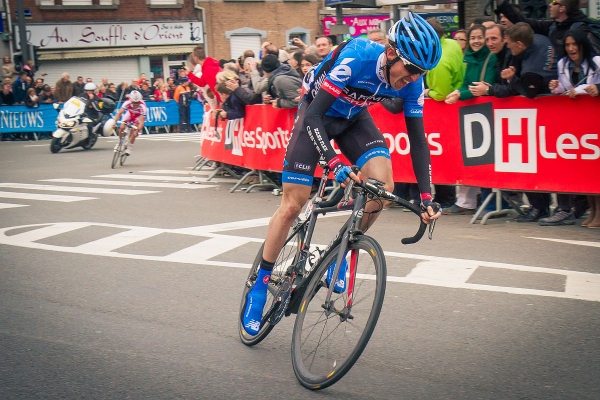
[{"x1": 242, "y1": 12, "x2": 443, "y2": 335}]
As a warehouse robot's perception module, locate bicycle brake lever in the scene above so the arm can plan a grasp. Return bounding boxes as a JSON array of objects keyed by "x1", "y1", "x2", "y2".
[
  {"x1": 339, "y1": 181, "x2": 354, "y2": 208},
  {"x1": 427, "y1": 219, "x2": 436, "y2": 240}
]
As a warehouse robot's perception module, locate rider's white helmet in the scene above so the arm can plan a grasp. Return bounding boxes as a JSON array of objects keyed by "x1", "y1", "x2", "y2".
[
  {"x1": 129, "y1": 90, "x2": 143, "y2": 102},
  {"x1": 84, "y1": 82, "x2": 97, "y2": 91}
]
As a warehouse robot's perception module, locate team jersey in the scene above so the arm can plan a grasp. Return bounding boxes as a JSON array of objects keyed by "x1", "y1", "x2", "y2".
[
  {"x1": 119, "y1": 99, "x2": 147, "y2": 121},
  {"x1": 302, "y1": 38, "x2": 425, "y2": 119}
]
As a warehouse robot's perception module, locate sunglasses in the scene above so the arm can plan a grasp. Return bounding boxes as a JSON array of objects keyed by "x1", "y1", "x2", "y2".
[{"x1": 398, "y1": 55, "x2": 426, "y2": 75}]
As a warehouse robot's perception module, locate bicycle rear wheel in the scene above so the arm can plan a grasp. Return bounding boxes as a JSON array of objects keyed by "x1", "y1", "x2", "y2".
[
  {"x1": 239, "y1": 219, "x2": 307, "y2": 346},
  {"x1": 291, "y1": 235, "x2": 386, "y2": 390}
]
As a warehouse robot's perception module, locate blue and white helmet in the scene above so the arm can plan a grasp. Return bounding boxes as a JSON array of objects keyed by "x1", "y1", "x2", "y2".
[{"x1": 387, "y1": 12, "x2": 441, "y2": 71}]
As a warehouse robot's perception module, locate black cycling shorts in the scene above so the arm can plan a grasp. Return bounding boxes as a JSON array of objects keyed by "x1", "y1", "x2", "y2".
[{"x1": 282, "y1": 101, "x2": 390, "y2": 186}]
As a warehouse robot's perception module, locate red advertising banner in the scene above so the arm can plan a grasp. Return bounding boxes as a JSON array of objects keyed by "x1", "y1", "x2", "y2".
[{"x1": 200, "y1": 96, "x2": 600, "y2": 194}]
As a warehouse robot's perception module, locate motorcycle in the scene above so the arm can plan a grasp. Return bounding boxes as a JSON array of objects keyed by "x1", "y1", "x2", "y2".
[{"x1": 50, "y1": 96, "x2": 117, "y2": 153}]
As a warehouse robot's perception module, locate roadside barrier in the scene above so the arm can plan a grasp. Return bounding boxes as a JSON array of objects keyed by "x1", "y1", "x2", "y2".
[
  {"x1": 0, "y1": 99, "x2": 205, "y2": 135},
  {"x1": 199, "y1": 96, "x2": 600, "y2": 195}
]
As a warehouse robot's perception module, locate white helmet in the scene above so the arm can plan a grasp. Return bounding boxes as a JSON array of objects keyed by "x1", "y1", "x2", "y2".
[
  {"x1": 129, "y1": 90, "x2": 142, "y2": 102},
  {"x1": 84, "y1": 82, "x2": 97, "y2": 91}
]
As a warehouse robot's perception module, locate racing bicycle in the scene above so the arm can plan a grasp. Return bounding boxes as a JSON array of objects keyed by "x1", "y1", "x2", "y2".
[
  {"x1": 111, "y1": 123, "x2": 135, "y2": 169},
  {"x1": 238, "y1": 163, "x2": 431, "y2": 390}
]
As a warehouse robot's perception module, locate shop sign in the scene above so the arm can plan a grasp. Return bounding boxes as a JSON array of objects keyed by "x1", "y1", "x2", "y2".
[{"x1": 15, "y1": 21, "x2": 203, "y2": 50}]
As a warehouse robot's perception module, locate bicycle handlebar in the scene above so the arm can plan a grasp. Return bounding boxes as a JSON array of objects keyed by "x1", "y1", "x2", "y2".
[
  {"x1": 315, "y1": 175, "x2": 428, "y2": 245},
  {"x1": 358, "y1": 179, "x2": 427, "y2": 245},
  {"x1": 316, "y1": 186, "x2": 345, "y2": 208}
]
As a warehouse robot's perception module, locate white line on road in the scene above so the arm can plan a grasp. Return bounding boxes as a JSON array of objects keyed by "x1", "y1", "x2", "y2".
[
  {"x1": 42, "y1": 178, "x2": 215, "y2": 189},
  {"x1": 140, "y1": 170, "x2": 211, "y2": 175},
  {"x1": 1, "y1": 221, "x2": 599, "y2": 303},
  {"x1": 0, "y1": 183, "x2": 158, "y2": 196},
  {"x1": 526, "y1": 236, "x2": 600, "y2": 248},
  {"x1": 93, "y1": 174, "x2": 235, "y2": 184},
  {"x1": 0, "y1": 191, "x2": 96, "y2": 202},
  {"x1": 0, "y1": 202, "x2": 28, "y2": 209}
]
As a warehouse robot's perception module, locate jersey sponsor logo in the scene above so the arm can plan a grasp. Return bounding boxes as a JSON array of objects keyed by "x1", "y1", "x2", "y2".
[
  {"x1": 294, "y1": 162, "x2": 311, "y2": 171},
  {"x1": 329, "y1": 58, "x2": 354, "y2": 83},
  {"x1": 322, "y1": 80, "x2": 342, "y2": 97},
  {"x1": 408, "y1": 108, "x2": 423, "y2": 115},
  {"x1": 458, "y1": 103, "x2": 599, "y2": 173},
  {"x1": 418, "y1": 91, "x2": 425, "y2": 106}
]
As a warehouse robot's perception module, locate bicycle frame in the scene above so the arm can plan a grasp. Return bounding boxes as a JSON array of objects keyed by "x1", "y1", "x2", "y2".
[{"x1": 281, "y1": 164, "x2": 427, "y2": 318}]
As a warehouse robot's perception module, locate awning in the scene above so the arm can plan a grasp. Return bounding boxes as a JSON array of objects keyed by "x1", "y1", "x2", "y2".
[{"x1": 38, "y1": 45, "x2": 196, "y2": 61}]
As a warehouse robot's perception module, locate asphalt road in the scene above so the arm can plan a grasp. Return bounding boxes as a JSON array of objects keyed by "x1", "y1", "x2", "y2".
[{"x1": 1, "y1": 134, "x2": 599, "y2": 400}]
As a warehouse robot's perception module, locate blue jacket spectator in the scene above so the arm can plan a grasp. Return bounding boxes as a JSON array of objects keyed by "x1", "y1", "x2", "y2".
[{"x1": 12, "y1": 71, "x2": 29, "y2": 104}]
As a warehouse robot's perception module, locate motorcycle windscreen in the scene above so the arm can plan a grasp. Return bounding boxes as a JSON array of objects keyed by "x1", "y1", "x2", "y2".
[{"x1": 62, "y1": 97, "x2": 86, "y2": 118}]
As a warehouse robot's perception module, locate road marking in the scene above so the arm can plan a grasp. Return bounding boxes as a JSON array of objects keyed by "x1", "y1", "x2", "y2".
[
  {"x1": 1, "y1": 220, "x2": 599, "y2": 303},
  {"x1": 0, "y1": 191, "x2": 95, "y2": 202},
  {"x1": 0, "y1": 202, "x2": 28, "y2": 209},
  {"x1": 140, "y1": 169, "x2": 211, "y2": 175},
  {"x1": 527, "y1": 236, "x2": 600, "y2": 248},
  {"x1": 43, "y1": 178, "x2": 215, "y2": 189},
  {"x1": 0, "y1": 183, "x2": 158, "y2": 196},
  {"x1": 134, "y1": 133, "x2": 201, "y2": 142},
  {"x1": 93, "y1": 174, "x2": 235, "y2": 184}
]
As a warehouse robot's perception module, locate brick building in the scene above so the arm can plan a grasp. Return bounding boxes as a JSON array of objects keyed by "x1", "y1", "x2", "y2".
[
  {"x1": 2, "y1": 0, "x2": 322, "y2": 85},
  {"x1": 1, "y1": 0, "x2": 458, "y2": 86}
]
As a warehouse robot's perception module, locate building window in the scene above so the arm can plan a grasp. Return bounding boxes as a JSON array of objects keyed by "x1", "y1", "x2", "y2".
[
  {"x1": 146, "y1": 0, "x2": 183, "y2": 7},
  {"x1": 225, "y1": 27, "x2": 267, "y2": 59},
  {"x1": 38, "y1": 0, "x2": 119, "y2": 8}
]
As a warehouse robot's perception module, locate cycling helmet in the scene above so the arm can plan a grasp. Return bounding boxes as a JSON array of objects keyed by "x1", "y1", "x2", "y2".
[
  {"x1": 84, "y1": 82, "x2": 97, "y2": 91},
  {"x1": 129, "y1": 90, "x2": 142, "y2": 102},
  {"x1": 387, "y1": 12, "x2": 441, "y2": 71}
]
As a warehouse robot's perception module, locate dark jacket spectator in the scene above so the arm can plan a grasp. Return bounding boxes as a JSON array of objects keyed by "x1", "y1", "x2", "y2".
[
  {"x1": 139, "y1": 81, "x2": 154, "y2": 101},
  {"x1": 496, "y1": 0, "x2": 596, "y2": 58},
  {"x1": 261, "y1": 54, "x2": 302, "y2": 108},
  {"x1": 72, "y1": 76, "x2": 85, "y2": 97},
  {"x1": 11, "y1": 72, "x2": 29, "y2": 104},
  {"x1": 491, "y1": 23, "x2": 557, "y2": 98},
  {"x1": 0, "y1": 82, "x2": 15, "y2": 105},
  {"x1": 38, "y1": 85, "x2": 56, "y2": 104},
  {"x1": 54, "y1": 73, "x2": 74, "y2": 103}
]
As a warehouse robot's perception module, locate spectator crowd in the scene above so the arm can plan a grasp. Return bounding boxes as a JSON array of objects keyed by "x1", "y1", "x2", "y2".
[{"x1": 1, "y1": 0, "x2": 599, "y2": 227}]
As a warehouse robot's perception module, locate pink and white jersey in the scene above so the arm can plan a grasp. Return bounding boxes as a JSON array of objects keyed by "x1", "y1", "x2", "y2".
[{"x1": 120, "y1": 99, "x2": 147, "y2": 122}]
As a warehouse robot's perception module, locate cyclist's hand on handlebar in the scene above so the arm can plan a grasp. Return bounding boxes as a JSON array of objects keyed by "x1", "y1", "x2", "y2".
[
  {"x1": 420, "y1": 198, "x2": 442, "y2": 224},
  {"x1": 329, "y1": 157, "x2": 360, "y2": 186}
]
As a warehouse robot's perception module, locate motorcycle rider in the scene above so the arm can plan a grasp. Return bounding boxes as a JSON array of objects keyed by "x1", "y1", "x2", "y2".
[
  {"x1": 111, "y1": 90, "x2": 147, "y2": 155},
  {"x1": 81, "y1": 82, "x2": 103, "y2": 138}
]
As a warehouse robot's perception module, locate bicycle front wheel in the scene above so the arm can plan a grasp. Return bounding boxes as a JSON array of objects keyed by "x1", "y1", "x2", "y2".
[
  {"x1": 291, "y1": 235, "x2": 386, "y2": 390},
  {"x1": 239, "y1": 219, "x2": 307, "y2": 346},
  {"x1": 111, "y1": 146, "x2": 121, "y2": 169}
]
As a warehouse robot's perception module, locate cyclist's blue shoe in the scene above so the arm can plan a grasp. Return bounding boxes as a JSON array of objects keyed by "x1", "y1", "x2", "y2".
[
  {"x1": 326, "y1": 258, "x2": 348, "y2": 293},
  {"x1": 242, "y1": 268, "x2": 271, "y2": 335}
]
